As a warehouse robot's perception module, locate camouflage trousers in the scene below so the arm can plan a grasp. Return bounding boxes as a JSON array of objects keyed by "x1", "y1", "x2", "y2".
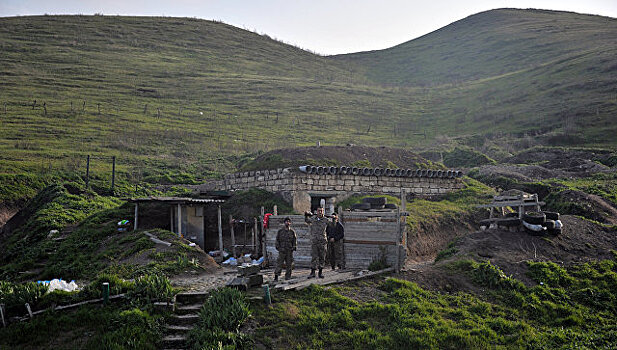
[
  {"x1": 327, "y1": 240, "x2": 345, "y2": 269},
  {"x1": 310, "y1": 240, "x2": 327, "y2": 270},
  {"x1": 275, "y1": 250, "x2": 294, "y2": 279}
]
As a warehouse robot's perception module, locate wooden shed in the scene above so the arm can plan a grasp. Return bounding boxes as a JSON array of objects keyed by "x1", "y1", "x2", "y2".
[{"x1": 265, "y1": 210, "x2": 407, "y2": 270}]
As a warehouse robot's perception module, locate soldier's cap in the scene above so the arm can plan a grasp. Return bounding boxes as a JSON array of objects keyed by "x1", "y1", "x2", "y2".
[{"x1": 284, "y1": 217, "x2": 292, "y2": 222}]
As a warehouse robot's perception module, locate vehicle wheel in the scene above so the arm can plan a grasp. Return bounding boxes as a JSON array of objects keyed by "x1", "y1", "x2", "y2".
[
  {"x1": 362, "y1": 197, "x2": 387, "y2": 206},
  {"x1": 523, "y1": 211, "x2": 546, "y2": 225},
  {"x1": 544, "y1": 219, "x2": 556, "y2": 230},
  {"x1": 351, "y1": 203, "x2": 371, "y2": 211}
]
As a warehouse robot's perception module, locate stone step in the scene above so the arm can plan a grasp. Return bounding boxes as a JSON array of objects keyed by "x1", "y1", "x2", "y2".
[
  {"x1": 175, "y1": 304, "x2": 202, "y2": 315},
  {"x1": 165, "y1": 324, "x2": 194, "y2": 334},
  {"x1": 161, "y1": 334, "x2": 186, "y2": 348},
  {"x1": 153, "y1": 301, "x2": 173, "y2": 313},
  {"x1": 168, "y1": 314, "x2": 200, "y2": 326},
  {"x1": 175, "y1": 292, "x2": 209, "y2": 305}
]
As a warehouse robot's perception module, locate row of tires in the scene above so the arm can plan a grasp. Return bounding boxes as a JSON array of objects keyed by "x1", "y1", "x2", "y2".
[
  {"x1": 522, "y1": 211, "x2": 562, "y2": 236},
  {"x1": 479, "y1": 211, "x2": 563, "y2": 236},
  {"x1": 299, "y1": 165, "x2": 463, "y2": 178}
]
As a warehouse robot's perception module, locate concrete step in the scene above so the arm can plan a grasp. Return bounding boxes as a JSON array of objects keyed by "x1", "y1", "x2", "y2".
[
  {"x1": 165, "y1": 324, "x2": 194, "y2": 334},
  {"x1": 175, "y1": 292, "x2": 209, "y2": 305},
  {"x1": 161, "y1": 334, "x2": 186, "y2": 348},
  {"x1": 175, "y1": 304, "x2": 202, "y2": 315},
  {"x1": 168, "y1": 314, "x2": 200, "y2": 326},
  {"x1": 154, "y1": 301, "x2": 173, "y2": 313}
]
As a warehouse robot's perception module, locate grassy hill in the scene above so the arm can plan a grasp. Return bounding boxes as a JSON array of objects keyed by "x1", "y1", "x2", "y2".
[
  {"x1": 0, "y1": 9, "x2": 615, "y2": 196},
  {"x1": 333, "y1": 9, "x2": 617, "y2": 86}
]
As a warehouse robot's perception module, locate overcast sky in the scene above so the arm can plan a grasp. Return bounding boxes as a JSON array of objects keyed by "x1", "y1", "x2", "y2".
[{"x1": 1, "y1": 0, "x2": 616, "y2": 55}]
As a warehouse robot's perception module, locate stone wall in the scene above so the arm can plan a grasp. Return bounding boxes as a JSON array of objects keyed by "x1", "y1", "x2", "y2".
[{"x1": 206, "y1": 167, "x2": 464, "y2": 213}]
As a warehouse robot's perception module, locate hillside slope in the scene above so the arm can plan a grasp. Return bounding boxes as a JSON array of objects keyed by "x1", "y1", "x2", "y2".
[
  {"x1": 333, "y1": 9, "x2": 617, "y2": 86},
  {"x1": 0, "y1": 10, "x2": 615, "y2": 189}
]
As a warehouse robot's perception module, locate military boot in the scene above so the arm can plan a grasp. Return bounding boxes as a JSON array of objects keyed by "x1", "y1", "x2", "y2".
[
  {"x1": 308, "y1": 269, "x2": 316, "y2": 279},
  {"x1": 318, "y1": 268, "x2": 324, "y2": 278}
]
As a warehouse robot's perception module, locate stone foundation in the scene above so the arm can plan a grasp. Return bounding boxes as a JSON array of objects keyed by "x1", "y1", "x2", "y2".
[{"x1": 205, "y1": 167, "x2": 464, "y2": 213}]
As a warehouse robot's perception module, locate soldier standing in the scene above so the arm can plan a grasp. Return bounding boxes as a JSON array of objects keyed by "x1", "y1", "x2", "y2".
[
  {"x1": 274, "y1": 217, "x2": 297, "y2": 281},
  {"x1": 305, "y1": 207, "x2": 330, "y2": 279},
  {"x1": 326, "y1": 213, "x2": 345, "y2": 270}
]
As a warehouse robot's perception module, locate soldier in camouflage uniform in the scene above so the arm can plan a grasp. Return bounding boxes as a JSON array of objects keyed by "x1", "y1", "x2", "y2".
[
  {"x1": 305, "y1": 207, "x2": 330, "y2": 279},
  {"x1": 274, "y1": 217, "x2": 297, "y2": 281},
  {"x1": 326, "y1": 213, "x2": 345, "y2": 270}
]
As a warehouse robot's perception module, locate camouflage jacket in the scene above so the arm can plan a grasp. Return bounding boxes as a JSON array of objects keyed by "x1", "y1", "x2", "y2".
[
  {"x1": 275, "y1": 227, "x2": 297, "y2": 251},
  {"x1": 305, "y1": 215, "x2": 330, "y2": 243}
]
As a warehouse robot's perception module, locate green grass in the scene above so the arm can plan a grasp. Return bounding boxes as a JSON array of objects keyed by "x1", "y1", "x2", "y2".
[
  {"x1": 0, "y1": 304, "x2": 164, "y2": 349},
  {"x1": 405, "y1": 177, "x2": 495, "y2": 233},
  {"x1": 0, "y1": 183, "x2": 208, "y2": 281},
  {"x1": 252, "y1": 256, "x2": 617, "y2": 349}
]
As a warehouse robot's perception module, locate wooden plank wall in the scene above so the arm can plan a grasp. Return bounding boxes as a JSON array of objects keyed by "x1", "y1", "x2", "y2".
[{"x1": 266, "y1": 212, "x2": 406, "y2": 269}]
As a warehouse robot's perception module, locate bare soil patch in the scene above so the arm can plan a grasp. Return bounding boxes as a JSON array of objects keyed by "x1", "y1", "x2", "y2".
[{"x1": 401, "y1": 215, "x2": 617, "y2": 292}]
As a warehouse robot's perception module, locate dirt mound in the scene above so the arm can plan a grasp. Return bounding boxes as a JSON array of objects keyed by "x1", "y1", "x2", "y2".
[
  {"x1": 406, "y1": 213, "x2": 479, "y2": 263},
  {"x1": 241, "y1": 145, "x2": 438, "y2": 171},
  {"x1": 546, "y1": 190, "x2": 617, "y2": 225},
  {"x1": 502, "y1": 148, "x2": 614, "y2": 179},
  {"x1": 403, "y1": 215, "x2": 617, "y2": 292},
  {"x1": 474, "y1": 164, "x2": 560, "y2": 182}
]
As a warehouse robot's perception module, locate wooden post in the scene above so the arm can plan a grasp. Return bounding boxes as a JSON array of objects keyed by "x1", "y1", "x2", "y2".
[
  {"x1": 253, "y1": 218, "x2": 258, "y2": 254},
  {"x1": 400, "y1": 189, "x2": 407, "y2": 212},
  {"x1": 217, "y1": 205, "x2": 223, "y2": 254},
  {"x1": 82, "y1": 100, "x2": 86, "y2": 112},
  {"x1": 97, "y1": 103, "x2": 101, "y2": 115},
  {"x1": 102, "y1": 283, "x2": 109, "y2": 305},
  {"x1": 230, "y1": 215, "x2": 236, "y2": 257},
  {"x1": 85, "y1": 155, "x2": 90, "y2": 188},
  {"x1": 170, "y1": 206, "x2": 174, "y2": 233},
  {"x1": 111, "y1": 156, "x2": 116, "y2": 192},
  {"x1": 0, "y1": 303, "x2": 5, "y2": 327},
  {"x1": 25, "y1": 303, "x2": 33, "y2": 318},
  {"x1": 43, "y1": 102, "x2": 47, "y2": 116},
  {"x1": 133, "y1": 203, "x2": 139, "y2": 231},
  {"x1": 32, "y1": 100, "x2": 36, "y2": 110},
  {"x1": 177, "y1": 204, "x2": 182, "y2": 237}
]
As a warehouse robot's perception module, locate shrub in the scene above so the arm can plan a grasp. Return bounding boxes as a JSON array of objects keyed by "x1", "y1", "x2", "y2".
[
  {"x1": 81, "y1": 273, "x2": 135, "y2": 299},
  {"x1": 128, "y1": 274, "x2": 174, "y2": 305},
  {"x1": 0, "y1": 281, "x2": 48, "y2": 313},
  {"x1": 187, "y1": 287, "x2": 252, "y2": 349}
]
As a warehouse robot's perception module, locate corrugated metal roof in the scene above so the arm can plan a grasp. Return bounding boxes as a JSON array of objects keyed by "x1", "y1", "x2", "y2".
[{"x1": 128, "y1": 196, "x2": 226, "y2": 204}]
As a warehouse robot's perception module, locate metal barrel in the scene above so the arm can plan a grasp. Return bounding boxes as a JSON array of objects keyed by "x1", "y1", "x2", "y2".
[
  {"x1": 405, "y1": 169, "x2": 413, "y2": 177},
  {"x1": 373, "y1": 168, "x2": 382, "y2": 176},
  {"x1": 352, "y1": 167, "x2": 360, "y2": 175},
  {"x1": 362, "y1": 168, "x2": 372, "y2": 176},
  {"x1": 317, "y1": 166, "x2": 324, "y2": 175},
  {"x1": 329, "y1": 166, "x2": 338, "y2": 175},
  {"x1": 395, "y1": 169, "x2": 403, "y2": 176},
  {"x1": 298, "y1": 165, "x2": 310, "y2": 173}
]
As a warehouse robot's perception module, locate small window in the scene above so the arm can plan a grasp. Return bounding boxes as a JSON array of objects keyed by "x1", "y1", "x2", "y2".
[{"x1": 195, "y1": 206, "x2": 203, "y2": 217}]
